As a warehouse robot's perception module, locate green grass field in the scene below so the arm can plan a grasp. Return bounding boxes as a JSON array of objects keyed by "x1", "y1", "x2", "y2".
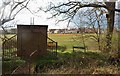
[
  {"x1": 48, "y1": 34, "x2": 83, "y2": 52},
  {"x1": 37, "y1": 33, "x2": 119, "y2": 74},
  {"x1": 1, "y1": 33, "x2": 119, "y2": 74},
  {"x1": 48, "y1": 34, "x2": 103, "y2": 52}
]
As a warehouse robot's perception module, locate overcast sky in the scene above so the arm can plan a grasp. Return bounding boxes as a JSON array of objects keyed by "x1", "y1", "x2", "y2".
[
  {"x1": 14, "y1": 0, "x2": 70, "y2": 29},
  {"x1": 0, "y1": 0, "x2": 120, "y2": 29}
]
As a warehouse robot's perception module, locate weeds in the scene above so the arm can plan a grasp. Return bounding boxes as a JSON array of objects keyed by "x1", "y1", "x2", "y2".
[{"x1": 35, "y1": 51, "x2": 119, "y2": 74}]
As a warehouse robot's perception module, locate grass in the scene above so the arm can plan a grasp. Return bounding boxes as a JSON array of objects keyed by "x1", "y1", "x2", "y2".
[
  {"x1": 48, "y1": 34, "x2": 80, "y2": 52},
  {"x1": 33, "y1": 33, "x2": 119, "y2": 74},
  {"x1": 48, "y1": 34, "x2": 99, "y2": 52},
  {"x1": 1, "y1": 33, "x2": 119, "y2": 74},
  {"x1": 35, "y1": 51, "x2": 119, "y2": 74}
]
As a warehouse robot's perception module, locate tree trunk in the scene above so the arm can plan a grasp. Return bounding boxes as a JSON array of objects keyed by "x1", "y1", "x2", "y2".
[{"x1": 105, "y1": 2, "x2": 115, "y2": 53}]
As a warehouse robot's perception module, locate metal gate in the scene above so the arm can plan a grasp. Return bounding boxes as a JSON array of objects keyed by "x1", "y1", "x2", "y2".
[
  {"x1": 2, "y1": 34, "x2": 26, "y2": 74},
  {"x1": 2, "y1": 34, "x2": 57, "y2": 75}
]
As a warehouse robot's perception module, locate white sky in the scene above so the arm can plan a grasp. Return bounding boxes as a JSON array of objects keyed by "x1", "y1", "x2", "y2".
[
  {"x1": 14, "y1": 0, "x2": 70, "y2": 29},
  {"x1": 1, "y1": 0, "x2": 120, "y2": 29}
]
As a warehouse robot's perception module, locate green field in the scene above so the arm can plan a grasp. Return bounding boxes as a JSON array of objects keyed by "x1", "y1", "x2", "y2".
[
  {"x1": 48, "y1": 34, "x2": 102, "y2": 52},
  {"x1": 48, "y1": 33, "x2": 118, "y2": 52},
  {"x1": 37, "y1": 33, "x2": 119, "y2": 74},
  {"x1": 1, "y1": 33, "x2": 119, "y2": 74},
  {"x1": 49, "y1": 34, "x2": 84, "y2": 52}
]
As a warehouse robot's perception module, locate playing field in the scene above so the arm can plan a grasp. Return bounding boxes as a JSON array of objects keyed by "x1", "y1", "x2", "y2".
[{"x1": 48, "y1": 33, "x2": 99, "y2": 52}]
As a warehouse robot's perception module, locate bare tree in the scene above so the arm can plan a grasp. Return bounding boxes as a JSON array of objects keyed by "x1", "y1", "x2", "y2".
[
  {"x1": 44, "y1": 1, "x2": 120, "y2": 52},
  {"x1": 72, "y1": 7, "x2": 107, "y2": 51},
  {"x1": 0, "y1": 0, "x2": 31, "y2": 41}
]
